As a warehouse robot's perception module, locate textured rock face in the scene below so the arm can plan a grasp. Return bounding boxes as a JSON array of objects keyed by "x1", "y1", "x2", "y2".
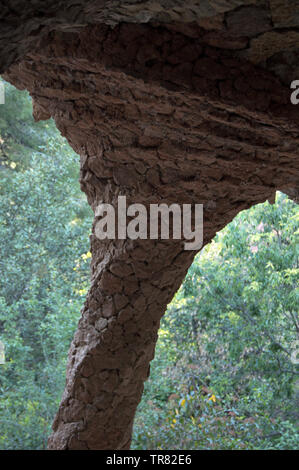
[
  {"x1": 1, "y1": 0, "x2": 299, "y2": 83},
  {"x1": 1, "y1": 1, "x2": 299, "y2": 450}
]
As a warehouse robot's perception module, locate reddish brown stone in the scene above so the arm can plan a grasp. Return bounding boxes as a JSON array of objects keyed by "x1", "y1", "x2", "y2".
[{"x1": 226, "y1": 6, "x2": 272, "y2": 37}]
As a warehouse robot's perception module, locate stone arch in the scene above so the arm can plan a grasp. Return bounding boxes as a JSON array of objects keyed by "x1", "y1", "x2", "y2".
[{"x1": 1, "y1": 1, "x2": 298, "y2": 449}]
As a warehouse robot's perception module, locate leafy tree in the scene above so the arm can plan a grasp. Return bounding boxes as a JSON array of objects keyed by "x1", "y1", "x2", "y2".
[
  {"x1": 0, "y1": 79, "x2": 92, "y2": 449},
  {"x1": 133, "y1": 192, "x2": 299, "y2": 450}
]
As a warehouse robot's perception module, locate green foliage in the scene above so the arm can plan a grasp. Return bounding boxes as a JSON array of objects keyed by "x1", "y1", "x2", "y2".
[
  {"x1": 0, "y1": 79, "x2": 92, "y2": 449},
  {"x1": 133, "y1": 193, "x2": 299, "y2": 450},
  {"x1": 0, "y1": 79, "x2": 58, "y2": 171}
]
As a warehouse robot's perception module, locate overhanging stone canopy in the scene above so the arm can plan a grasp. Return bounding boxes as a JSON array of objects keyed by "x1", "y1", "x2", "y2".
[{"x1": 1, "y1": 1, "x2": 299, "y2": 450}]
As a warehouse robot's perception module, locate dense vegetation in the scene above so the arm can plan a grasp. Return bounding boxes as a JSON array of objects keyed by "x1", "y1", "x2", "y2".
[
  {"x1": 0, "y1": 80, "x2": 92, "y2": 449},
  {"x1": 133, "y1": 193, "x2": 299, "y2": 450},
  {"x1": 0, "y1": 79, "x2": 298, "y2": 450}
]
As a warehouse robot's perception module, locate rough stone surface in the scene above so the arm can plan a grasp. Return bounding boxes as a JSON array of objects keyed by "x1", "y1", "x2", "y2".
[
  {"x1": 1, "y1": 1, "x2": 299, "y2": 451},
  {"x1": 1, "y1": 1, "x2": 299, "y2": 83}
]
